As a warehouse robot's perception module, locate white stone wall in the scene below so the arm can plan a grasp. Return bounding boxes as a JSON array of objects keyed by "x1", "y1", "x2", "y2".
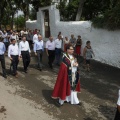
[
  {"x1": 26, "y1": 5, "x2": 120, "y2": 68},
  {"x1": 26, "y1": 20, "x2": 38, "y2": 30}
]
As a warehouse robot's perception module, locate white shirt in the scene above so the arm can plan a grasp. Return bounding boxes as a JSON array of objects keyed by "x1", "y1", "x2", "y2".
[
  {"x1": 2, "y1": 33, "x2": 9, "y2": 42},
  {"x1": 64, "y1": 39, "x2": 69, "y2": 44},
  {"x1": 20, "y1": 30, "x2": 24, "y2": 36},
  {"x1": 8, "y1": 44, "x2": 19, "y2": 57},
  {"x1": 117, "y1": 90, "x2": 120, "y2": 105},
  {"x1": 19, "y1": 41, "x2": 31, "y2": 55},
  {"x1": 10, "y1": 35, "x2": 19, "y2": 41},
  {"x1": 46, "y1": 40, "x2": 55, "y2": 50},
  {"x1": 24, "y1": 31, "x2": 28, "y2": 35},
  {"x1": 33, "y1": 34, "x2": 38, "y2": 43},
  {"x1": 55, "y1": 39, "x2": 62, "y2": 49}
]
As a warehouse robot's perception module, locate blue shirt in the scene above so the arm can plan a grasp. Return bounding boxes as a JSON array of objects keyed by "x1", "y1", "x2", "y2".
[
  {"x1": 0, "y1": 42, "x2": 6, "y2": 55},
  {"x1": 34, "y1": 40, "x2": 44, "y2": 52},
  {"x1": 2, "y1": 33, "x2": 9, "y2": 42}
]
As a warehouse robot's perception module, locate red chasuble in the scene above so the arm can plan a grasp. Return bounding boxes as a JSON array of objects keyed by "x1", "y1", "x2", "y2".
[{"x1": 52, "y1": 54, "x2": 80, "y2": 100}]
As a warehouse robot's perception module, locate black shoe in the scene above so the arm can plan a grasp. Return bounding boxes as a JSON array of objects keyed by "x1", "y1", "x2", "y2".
[
  {"x1": 3, "y1": 75, "x2": 7, "y2": 79},
  {"x1": 50, "y1": 65, "x2": 53, "y2": 69},
  {"x1": 64, "y1": 101, "x2": 69, "y2": 103},
  {"x1": 39, "y1": 68, "x2": 42, "y2": 71},
  {"x1": 24, "y1": 70, "x2": 27, "y2": 73},
  {"x1": 76, "y1": 102, "x2": 82, "y2": 106},
  {"x1": 56, "y1": 101, "x2": 63, "y2": 107}
]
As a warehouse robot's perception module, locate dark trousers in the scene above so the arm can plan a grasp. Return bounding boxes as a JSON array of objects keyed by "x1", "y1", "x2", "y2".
[
  {"x1": 21, "y1": 51, "x2": 30, "y2": 71},
  {"x1": 48, "y1": 50, "x2": 55, "y2": 67},
  {"x1": 36, "y1": 50, "x2": 43, "y2": 69},
  {"x1": 27, "y1": 40, "x2": 33, "y2": 49},
  {"x1": 11, "y1": 55, "x2": 19, "y2": 75},
  {"x1": 55, "y1": 48, "x2": 61, "y2": 64},
  {"x1": 0, "y1": 55, "x2": 6, "y2": 76},
  {"x1": 4, "y1": 42, "x2": 9, "y2": 50}
]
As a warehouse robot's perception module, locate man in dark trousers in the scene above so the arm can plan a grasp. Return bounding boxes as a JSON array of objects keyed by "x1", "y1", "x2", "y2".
[
  {"x1": 19, "y1": 36, "x2": 31, "y2": 73},
  {"x1": 0, "y1": 37, "x2": 7, "y2": 78},
  {"x1": 33, "y1": 35, "x2": 44, "y2": 71},
  {"x1": 46, "y1": 36, "x2": 55, "y2": 69},
  {"x1": 8, "y1": 39, "x2": 19, "y2": 77}
]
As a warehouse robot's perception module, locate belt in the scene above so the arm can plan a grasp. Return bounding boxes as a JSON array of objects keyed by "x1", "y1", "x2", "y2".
[
  {"x1": 11, "y1": 55, "x2": 18, "y2": 56},
  {"x1": 36, "y1": 49, "x2": 42, "y2": 51},
  {"x1": 21, "y1": 50, "x2": 28, "y2": 52},
  {"x1": 55, "y1": 48, "x2": 61, "y2": 49}
]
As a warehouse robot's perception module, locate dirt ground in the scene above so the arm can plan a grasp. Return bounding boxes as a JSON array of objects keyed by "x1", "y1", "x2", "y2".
[{"x1": 0, "y1": 52, "x2": 120, "y2": 120}]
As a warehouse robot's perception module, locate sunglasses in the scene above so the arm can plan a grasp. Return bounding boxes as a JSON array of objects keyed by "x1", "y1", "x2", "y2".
[{"x1": 69, "y1": 49, "x2": 74, "y2": 50}]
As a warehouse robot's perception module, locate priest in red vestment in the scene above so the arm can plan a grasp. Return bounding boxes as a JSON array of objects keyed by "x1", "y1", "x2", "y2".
[{"x1": 52, "y1": 44, "x2": 81, "y2": 105}]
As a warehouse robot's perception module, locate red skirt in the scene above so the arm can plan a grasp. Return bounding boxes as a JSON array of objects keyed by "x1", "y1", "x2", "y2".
[
  {"x1": 64, "y1": 44, "x2": 68, "y2": 52},
  {"x1": 75, "y1": 46, "x2": 81, "y2": 55}
]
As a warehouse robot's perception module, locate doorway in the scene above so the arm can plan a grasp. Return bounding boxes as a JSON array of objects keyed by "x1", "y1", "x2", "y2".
[{"x1": 44, "y1": 10, "x2": 50, "y2": 38}]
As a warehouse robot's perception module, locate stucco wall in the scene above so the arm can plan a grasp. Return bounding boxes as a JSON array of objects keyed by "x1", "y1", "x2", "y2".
[
  {"x1": 26, "y1": 20, "x2": 38, "y2": 30},
  {"x1": 26, "y1": 5, "x2": 120, "y2": 68}
]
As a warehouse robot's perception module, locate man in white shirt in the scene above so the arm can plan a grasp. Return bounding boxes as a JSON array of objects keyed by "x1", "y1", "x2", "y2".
[
  {"x1": 0, "y1": 37, "x2": 7, "y2": 78},
  {"x1": 10, "y1": 31, "x2": 19, "y2": 43},
  {"x1": 2, "y1": 30, "x2": 9, "y2": 51},
  {"x1": 55, "y1": 35, "x2": 62, "y2": 66},
  {"x1": 8, "y1": 39, "x2": 19, "y2": 77},
  {"x1": 34, "y1": 35, "x2": 44, "y2": 71},
  {"x1": 20, "y1": 30, "x2": 24, "y2": 37},
  {"x1": 19, "y1": 36, "x2": 31, "y2": 73},
  {"x1": 46, "y1": 36, "x2": 55, "y2": 69},
  {"x1": 33, "y1": 31, "x2": 40, "y2": 44}
]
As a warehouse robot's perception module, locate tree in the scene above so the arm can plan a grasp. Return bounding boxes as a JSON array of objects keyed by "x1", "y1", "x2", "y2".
[
  {"x1": 75, "y1": 0, "x2": 86, "y2": 21},
  {"x1": 0, "y1": 0, "x2": 8, "y2": 28},
  {"x1": 31, "y1": 0, "x2": 52, "y2": 11},
  {"x1": 92, "y1": 0, "x2": 120, "y2": 30},
  {"x1": 29, "y1": 8, "x2": 37, "y2": 20},
  {"x1": 14, "y1": 15, "x2": 25, "y2": 30}
]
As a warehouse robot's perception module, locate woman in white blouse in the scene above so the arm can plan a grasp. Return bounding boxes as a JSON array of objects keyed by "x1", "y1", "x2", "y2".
[{"x1": 64, "y1": 37, "x2": 70, "y2": 52}]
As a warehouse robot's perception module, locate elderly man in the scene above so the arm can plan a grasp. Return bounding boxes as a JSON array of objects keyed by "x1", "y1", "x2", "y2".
[
  {"x1": 19, "y1": 36, "x2": 31, "y2": 73},
  {"x1": 2, "y1": 30, "x2": 9, "y2": 51},
  {"x1": 33, "y1": 30, "x2": 40, "y2": 44},
  {"x1": 0, "y1": 37, "x2": 7, "y2": 78},
  {"x1": 55, "y1": 35, "x2": 62, "y2": 66},
  {"x1": 34, "y1": 35, "x2": 44, "y2": 71},
  {"x1": 8, "y1": 39, "x2": 19, "y2": 77},
  {"x1": 10, "y1": 31, "x2": 19, "y2": 43},
  {"x1": 46, "y1": 36, "x2": 55, "y2": 69}
]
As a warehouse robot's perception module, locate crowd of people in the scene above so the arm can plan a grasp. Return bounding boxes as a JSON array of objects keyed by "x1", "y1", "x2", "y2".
[
  {"x1": 0, "y1": 29, "x2": 95, "y2": 78},
  {"x1": 0, "y1": 28, "x2": 119, "y2": 119},
  {"x1": 0, "y1": 28, "x2": 95, "y2": 106}
]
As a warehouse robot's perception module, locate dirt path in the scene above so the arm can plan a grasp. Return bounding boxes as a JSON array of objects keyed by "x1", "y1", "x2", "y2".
[{"x1": 0, "y1": 53, "x2": 120, "y2": 120}]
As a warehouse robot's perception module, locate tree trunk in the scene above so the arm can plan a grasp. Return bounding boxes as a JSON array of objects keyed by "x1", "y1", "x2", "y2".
[
  {"x1": 23, "y1": 5, "x2": 29, "y2": 29},
  {"x1": 11, "y1": 14, "x2": 14, "y2": 30},
  {"x1": 75, "y1": 0, "x2": 86, "y2": 21}
]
